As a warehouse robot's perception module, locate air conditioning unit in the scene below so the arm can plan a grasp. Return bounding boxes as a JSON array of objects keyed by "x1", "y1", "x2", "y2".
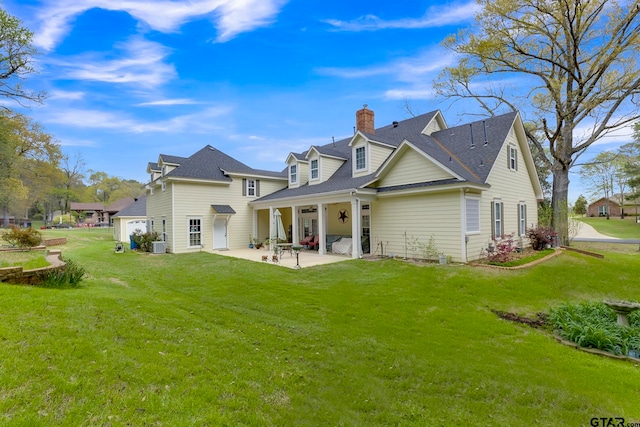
[{"x1": 152, "y1": 241, "x2": 166, "y2": 254}]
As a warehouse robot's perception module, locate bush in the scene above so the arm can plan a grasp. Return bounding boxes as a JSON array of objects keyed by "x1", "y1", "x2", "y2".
[
  {"x1": 527, "y1": 226, "x2": 557, "y2": 250},
  {"x1": 1, "y1": 226, "x2": 42, "y2": 249},
  {"x1": 549, "y1": 301, "x2": 640, "y2": 356},
  {"x1": 39, "y1": 258, "x2": 86, "y2": 288},
  {"x1": 487, "y1": 233, "x2": 516, "y2": 264},
  {"x1": 132, "y1": 230, "x2": 162, "y2": 252}
]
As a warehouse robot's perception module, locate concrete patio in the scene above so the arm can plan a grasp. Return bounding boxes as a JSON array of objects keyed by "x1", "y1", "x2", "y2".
[{"x1": 213, "y1": 247, "x2": 352, "y2": 269}]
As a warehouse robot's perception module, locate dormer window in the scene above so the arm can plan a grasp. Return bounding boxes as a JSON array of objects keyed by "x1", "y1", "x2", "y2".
[
  {"x1": 355, "y1": 146, "x2": 366, "y2": 171},
  {"x1": 290, "y1": 164, "x2": 297, "y2": 184},
  {"x1": 310, "y1": 159, "x2": 319, "y2": 180}
]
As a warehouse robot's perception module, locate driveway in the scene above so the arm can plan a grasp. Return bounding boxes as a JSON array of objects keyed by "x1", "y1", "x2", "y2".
[{"x1": 572, "y1": 219, "x2": 640, "y2": 244}]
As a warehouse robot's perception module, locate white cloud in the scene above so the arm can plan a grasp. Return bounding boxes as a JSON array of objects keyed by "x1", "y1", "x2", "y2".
[
  {"x1": 47, "y1": 90, "x2": 86, "y2": 100},
  {"x1": 41, "y1": 105, "x2": 233, "y2": 134},
  {"x1": 136, "y1": 98, "x2": 199, "y2": 106},
  {"x1": 34, "y1": 0, "x2": 288, "y2": 50},
  {"x1": 50, "y1": 37, "x2": 176, "y2": 88},
  {"x1": 324, "y1": 1, "x2": 479, "y2": 32}
]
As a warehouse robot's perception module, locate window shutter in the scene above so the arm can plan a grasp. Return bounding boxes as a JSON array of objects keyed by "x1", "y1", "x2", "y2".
[
  {"x1": 524, "y1": 205, "x2": 527, "y2": 232},
  {"x1": 517, "y1": 203, "x2": 521, "y2": 234},
  {"x1": 500, "y1": 203, "x2": 504, "y2": 236},
  {"x1": 242, "y1": 179, "x2": 246, "y2": 196},
  {"x1": 256, "y1": 180, "x2": 260, "y2": 197},
  {"x1": 507, "y1": 147, "x2": 511, "y2": 170},
  {"x1": 515, "y1": 149, "x2": 518, "y2": 171},
  {"x1": 490, "y1": 202, "x2": 495, "y2": 240}
]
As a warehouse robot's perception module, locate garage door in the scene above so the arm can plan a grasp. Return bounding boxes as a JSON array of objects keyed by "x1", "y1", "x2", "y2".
[{"x1": 126, "y1": 220, "x2": 147, "y2": 238}]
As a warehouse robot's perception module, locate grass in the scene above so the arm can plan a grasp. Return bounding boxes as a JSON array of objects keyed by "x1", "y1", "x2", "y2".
[
  {"x1": 576, "y1": 216, "x2": 640, "y2": 239},
  {"x1": 0, "y1": 250, "x2": 49, "y2": 269},
  {"x1": 0, "y1": 228, "x2": 639, "y2": 425}
]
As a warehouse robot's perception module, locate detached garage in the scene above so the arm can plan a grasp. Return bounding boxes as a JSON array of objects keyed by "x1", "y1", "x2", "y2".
[{"x1": 112, "y1": 196, "x2": 147, "y2": 243}]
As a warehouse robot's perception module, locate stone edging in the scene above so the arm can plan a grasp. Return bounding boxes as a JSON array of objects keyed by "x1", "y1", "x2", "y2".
[
  {"x1": 0, "y1": 249, "x2": 66, "y2": 285},
  {"x1": 554, "y1": 334, "x2": 640, "y2": 364},
  {"x1": 470, "y1": 248, "x2": 563, "y2": 270}
]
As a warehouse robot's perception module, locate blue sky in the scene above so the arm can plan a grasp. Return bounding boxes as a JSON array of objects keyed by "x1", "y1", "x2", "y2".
[{"x1": 5, "y1": 0, "x2": 635, "y2": 202}]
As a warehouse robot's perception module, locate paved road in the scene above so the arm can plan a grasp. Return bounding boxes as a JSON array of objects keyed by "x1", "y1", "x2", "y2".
[{"x1": 572, "y1": 220, "x2": 640, "y2": 244}]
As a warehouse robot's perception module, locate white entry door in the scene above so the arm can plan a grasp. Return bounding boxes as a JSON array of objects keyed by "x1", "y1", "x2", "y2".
[{"x1": 213, "y1": 218, "x2": 228, "y2": 249}]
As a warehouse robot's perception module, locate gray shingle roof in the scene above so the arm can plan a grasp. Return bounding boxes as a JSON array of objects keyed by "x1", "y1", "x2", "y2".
[
  {"x1": 162, "y1": 145, "x2": 286, "y2": 181},
  {"x1": 211, "y1": 204, "x2": 236, "y2": 214},
  {"x1": 113, "y1": 195, "x2": 146, "y2": 217},
  {"x1": 159, "y1": 154, "x2": 187, "y2": 164},
  {"x1": 255, "y1": 110, "x2": 518, "y2": 202}
]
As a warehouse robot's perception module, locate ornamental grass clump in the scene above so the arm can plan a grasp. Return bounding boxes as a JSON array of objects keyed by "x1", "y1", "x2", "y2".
[
  {"x1": 549, "y1": 301, "x2": 640, "y2": 356},
  {"x1": 1, "y1": 226, "x2": 42, "y2": 250},
  {"x1": 39, "y1": 258, "x2": 86, "y2": 288}
]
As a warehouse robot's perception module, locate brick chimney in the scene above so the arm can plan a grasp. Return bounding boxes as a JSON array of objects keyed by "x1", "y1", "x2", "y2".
[{"x1": 356, "y1": 104, "x2": 374, "y2": 134}]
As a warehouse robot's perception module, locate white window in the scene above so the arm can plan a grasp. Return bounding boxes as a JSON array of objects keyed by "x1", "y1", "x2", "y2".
[
  {"x1": 492, "y1": 201, "x2": 503, "y2": 239},
  {"x1": 310, "y1": 159, "x2": 319, "y2": 180},
  {"x1": 465, "y1": 198, "x2": 480, "y2": 233},
  {"x1": 188, "y1": 218, "x2": 201, "y2": 247},
  {"x1": 598, "y1": 205, "x2": 609, "y2": 216},
  {"x1": 355, "y1": 146, "x2": 366, "y2": 171},
  {"x1": 162, "y1": 218, "x2": 167, "y2": 241},
  {"x1": 290, "y1": 164, "x2": 297, "y2": 184},
  {"x1": 509, "y1": 146, "x2": 518, "y2": 171},
  {"x1": 247, "y1": 179, "x2": 256, "y2": 197},
  {"x1": 161, "y1": 181, "x2": 166, "y2": 191},
  {"x1": 518, "y1": 203, "x2": 527, "y2": 236}
]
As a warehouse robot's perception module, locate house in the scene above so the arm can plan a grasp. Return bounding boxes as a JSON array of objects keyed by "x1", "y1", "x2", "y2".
[
  {"x1": 70, "y1": 202, "x2": 106, "y2": 225},
  {"x1": 587, "y1": 196, "x2": 621, "y2": 217},
  {"x1": 112, "y1": 195, "x2": 148, "y2": 242},
  {"x1": 145, "y1": 106, "x2": 543, "y2": 262}
]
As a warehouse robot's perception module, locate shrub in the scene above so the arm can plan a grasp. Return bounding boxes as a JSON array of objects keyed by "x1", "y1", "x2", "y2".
[
  {"x1": 527, "y1": 226, "x2": 557, "y2": 250},
  {"x1": 1, "y1": 226, "x2": 42, "y2": 249},
  {"x1": 487, "y1": 233, "x2": 516, "y2": 264},
  {"x1": 132, "y1": 230, "x2": 162, "y2": 252},
  {"x1": 39, "y1": 258, "x2": 86, "y2": 288}
]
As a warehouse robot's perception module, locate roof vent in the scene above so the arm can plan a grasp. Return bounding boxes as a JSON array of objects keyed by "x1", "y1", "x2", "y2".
[
  {"x1": 392, "y1": 121, "x2": 399, "y2": 128},
  {"x1": 483, "y1": 120, "x2": 488, "y2": 145},
  {"x1": 470, "y1": 123, "x2": 475, "y2": 148}
]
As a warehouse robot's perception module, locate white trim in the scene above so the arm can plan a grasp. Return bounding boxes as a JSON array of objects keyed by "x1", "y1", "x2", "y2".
[
  {"x1": 289, "y1": 164, "x2": 298, "y2": 184},
  {"x1": 187, "y1": 216, "x2": 203, "y2": 248},
  {"x1": 310, "y1": 157, "x2": 320, "y2": 181}
]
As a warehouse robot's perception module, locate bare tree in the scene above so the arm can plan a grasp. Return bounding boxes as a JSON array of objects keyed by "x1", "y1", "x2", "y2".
[{"x1": 435, "y1": 0, "x2": 640, "y2": 244}]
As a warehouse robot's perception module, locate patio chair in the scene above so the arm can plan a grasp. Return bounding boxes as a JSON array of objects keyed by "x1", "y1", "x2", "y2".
[
  {"x1": 307, "y1": 235, "x2": 319, "y2": 250},
  {"x1": 299, "y1": 235, "x2": 313, "y2": 249}
]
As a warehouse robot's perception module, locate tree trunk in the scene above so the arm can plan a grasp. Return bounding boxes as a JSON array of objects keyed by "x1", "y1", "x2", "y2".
[
  {"x1": 2, "y1": 205, "x2": 9, "y2": 228},
  {"x1": 551, "y1": 164, "x2": 570, "y2": 246}
]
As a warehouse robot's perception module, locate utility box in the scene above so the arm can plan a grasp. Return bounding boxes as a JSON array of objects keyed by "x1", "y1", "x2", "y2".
[{"x1": 152, "y1": 241, "x2": 166, "y2": 254}]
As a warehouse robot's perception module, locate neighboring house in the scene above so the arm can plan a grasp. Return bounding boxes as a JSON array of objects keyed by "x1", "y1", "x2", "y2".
[
  {"x1": 112, "y1": 195, "x2": 148, "y2": 242},
  {"x1": 586, "y1": 195, "x2": 634, "y2": 217},
  {"x1": 105, "y1": 197, "x2": 135, "y2": 225},
  {"x1": 145, "y1": 106, "x2": 543, "y2": 262},
  {"x1": 70, "y1": 202, "x2": 106, "y2": 224}
]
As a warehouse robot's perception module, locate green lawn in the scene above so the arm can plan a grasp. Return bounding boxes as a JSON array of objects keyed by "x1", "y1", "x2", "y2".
[
  {"x1": 577, "y1": 216, "x2": 640, "y2": 239},
  {"x1": 1, "y1": 229, "x2": 639, "y2": 425},
  {"x1": 0, "y1": 250, "x2": 48, "y2": 269}
]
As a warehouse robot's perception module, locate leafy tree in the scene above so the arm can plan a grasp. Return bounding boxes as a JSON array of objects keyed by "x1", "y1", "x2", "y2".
[
  {"x1": 623, "y1": 123, "x2": 640, "y2": 204},
  {"x1": 0, "y1": 112, "x2": 59, "y2": 227},
  {"x1": 435, "y1": 0, "x2": 640, "y2": 244},
  {"x1": 579, "y1": 151, "x2": 619, "y2": 219},
  {"x1": 574, "y1": 195, "x2": 587, "y2": 217},
  {"x1": 0, "y1": 6, "x2": 44, "y2": 107}
]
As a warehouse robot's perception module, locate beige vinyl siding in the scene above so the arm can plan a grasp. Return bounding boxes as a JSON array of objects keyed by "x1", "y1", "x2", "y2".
[
  {"x1": 379, "y1": 148, "x2": 455, "y2": 187},
  {"x1": 298, "y1": 162, "x2": 309, "y2": 185},
  {"x1": 170, "y1": 177, "x2": 287, "y2": 253},
  {"x1": 371, "y1": 192, "x2": 463, "y2": 261},
  {"x1": 422, "y1": 117, "x2": 443, "y2": 135},
  {"x1": 146, "y1": 184, "x2": 173, "y2": 251},
  {"x1": 370, "y1": 144, "x2": 393, "y2": 174},
  {"x1": 321, "y1": 157, "x2": 344, "y2": 182},
  {"x1": 327, "y1": 203, "x2": 352, "y2": 236},
  {"x1": 464, "y1": 129, "x2": 539, "y2": 260}
]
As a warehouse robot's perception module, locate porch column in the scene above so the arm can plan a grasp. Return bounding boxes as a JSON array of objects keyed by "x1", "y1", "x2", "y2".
[
  {"x1": 252, "y1": 208, "x2": 258, "y2": 242},
  {"x1": 268, "y1": 206, "x2": 274, "y2": 249},
  {"x1": 291, "y1": 206, "x2": 299, "y2": 246},
  {"x1": 317, "y1": 203, "x2": 326, "y2": 255},
  {"x1": 351, "y1": 198, "x2": 361, "y2": 259}
]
